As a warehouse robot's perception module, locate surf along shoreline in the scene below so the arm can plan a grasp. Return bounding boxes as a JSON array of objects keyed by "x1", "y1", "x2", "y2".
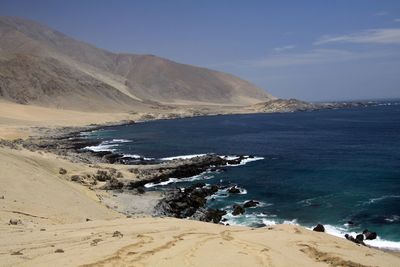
[
  {"x1": 76, "y1": 118, "x2": 400, "y2": 252},
  {"x1": 2, "y1": 108, "x2": 397, "y2": 253}
]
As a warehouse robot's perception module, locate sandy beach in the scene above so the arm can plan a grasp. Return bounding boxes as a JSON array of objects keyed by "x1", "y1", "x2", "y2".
[{"x1": 0, "y1": 101, "x2": 399, "y2": 267}]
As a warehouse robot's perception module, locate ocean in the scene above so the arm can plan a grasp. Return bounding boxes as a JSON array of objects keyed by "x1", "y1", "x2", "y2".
[{"x1": 82, "y1": 102, "x2": 400, "y2": 250}]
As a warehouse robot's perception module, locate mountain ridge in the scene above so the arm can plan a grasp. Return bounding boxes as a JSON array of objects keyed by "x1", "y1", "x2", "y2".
[{"x1": 0, "y1": 16, "x2": 274, "y2": 111}]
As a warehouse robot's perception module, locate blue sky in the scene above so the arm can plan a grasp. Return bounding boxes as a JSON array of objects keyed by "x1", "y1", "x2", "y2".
[{"x1": 1, "y1": 0, "x2": 400, "y2": 101}]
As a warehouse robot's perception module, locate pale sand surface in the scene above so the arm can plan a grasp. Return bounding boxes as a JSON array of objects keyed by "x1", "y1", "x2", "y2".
[
  {"x1": 0, "y1": 102, "x2": 400, "y2": 266},
  {"x1": 0, "y1": 147, "x2": 122, "y2": 225},
  {"x1": 0, "y1": 101, "x2": 242, "y2": 140},
  {"x1": 0, "y1": 101, "x2": 142, "y2": 139},
  {"x1": 2, "y1": 217, "x2": 400, "y2": 267}
]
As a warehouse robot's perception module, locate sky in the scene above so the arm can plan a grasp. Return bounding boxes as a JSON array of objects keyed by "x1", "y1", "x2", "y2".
[{"x1": 1, "y1": 0, "x2": 400, "y2": 101}]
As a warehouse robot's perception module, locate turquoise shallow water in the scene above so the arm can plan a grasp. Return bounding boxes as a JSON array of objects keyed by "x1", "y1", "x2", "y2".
[{"x1": 84, "y1": 103, "x2": 400, "y2": 249}]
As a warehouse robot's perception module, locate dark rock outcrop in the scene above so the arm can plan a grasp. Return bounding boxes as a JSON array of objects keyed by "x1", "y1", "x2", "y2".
[
  {"x1": 192, "y1": 208, "x2": 227, "y2": 223},
  {"x1": 154, "y1": 183, "x2": 223, "y2": 223},
  {"x1": 243, "y1": 200, "x2": 259, "y2": 208},
  {"x1": 129, "y1": 155, "x2": 240, "y2": 189},
  {"x1": 101, "y1": 178, "x2": 124, "y2": 190},
  {"x1": 363, "y1": 230, "x2": 377, "y2": 240},
  {"x1": 345, "y1": 234, "x2": 365, "y2": 246},
  {"x1": 136, "y1": 187, "x2": 145, "y2": 194},
  {"x1": 94, "y1": 170, "x2": 112, "y2": 182},
  {"x1": 356, "y1": 234, "x2": 364, "y2": 242},
  {"x1": 312, "y1": 224, "x2": 325, "y2": 232},
  {"x1": 344, "y1": 229, "x2": 377, "y2": 246},
  {"x1": 227, "y1": 186, "x2": 241, "y2": 194},
  {"x1": 232, "y1": 205, "x2": 245, "y2": 216}
]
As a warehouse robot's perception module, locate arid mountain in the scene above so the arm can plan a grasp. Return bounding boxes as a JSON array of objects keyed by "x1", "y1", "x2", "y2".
[{"x1": 0, "y1": 16, "x2": 274, "y2": 111}]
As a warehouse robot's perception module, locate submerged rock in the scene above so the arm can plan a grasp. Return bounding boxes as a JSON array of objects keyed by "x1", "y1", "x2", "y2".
[
  {"x1": 227, "y1": 186, "x2": 241, "y2": 194},
  {"x1": 243, "y1": 200, "x2": 259, "y2": 208},
  {"x1": 232, "y1": 204, "x2": 245, "y2": 216}
]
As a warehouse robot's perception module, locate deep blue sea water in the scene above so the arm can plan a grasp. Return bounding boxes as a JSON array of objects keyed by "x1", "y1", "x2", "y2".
[{"x1": 83, "y1": 103, "x2": 400, "y2": 250}]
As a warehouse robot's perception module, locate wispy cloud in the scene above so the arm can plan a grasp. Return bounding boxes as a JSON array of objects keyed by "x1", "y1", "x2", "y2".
[
  {"x1": 315, "y1": 28, "x2": 400, "y2": 45},
  {"x1": 246, "y1": 49, "x2": 381, "y2": 68},
  {"x1": 394, "y1": 18, "x2": 400, "y2": 23},
  {"x1": 374, "y1": 11, "x2": 388, "y2": 16},
  {"x1": 212, "y1": 49, "x2": 390, "y2": 69},
  {"x1": 273, "y1": 45, "x2": 296, "y2": 53}
]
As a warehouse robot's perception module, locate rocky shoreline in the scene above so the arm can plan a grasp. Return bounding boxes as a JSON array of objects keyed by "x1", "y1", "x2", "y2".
[
  {"x1": 0, "y1": 107, "x2": 387, "y2": 249},
  {"x1": 0, "y1": 128, "x2": 260, "y2": 224}
]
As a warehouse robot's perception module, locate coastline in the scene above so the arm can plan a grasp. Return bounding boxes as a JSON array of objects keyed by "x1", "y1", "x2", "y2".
[
  {"x1": 3, "y1": 109, "x2": 400, "y2": 250},
  {"x1": 1, "y1": 103, "x2": 400, "y2": 266},
  {"x1": 71, "y1": 119, "x2": 400, "y2": 253}
]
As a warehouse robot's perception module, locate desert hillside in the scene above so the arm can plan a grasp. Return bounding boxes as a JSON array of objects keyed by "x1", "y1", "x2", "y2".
[{"x1": 0, "y1": 16, "x2": 274, "y2": 111}]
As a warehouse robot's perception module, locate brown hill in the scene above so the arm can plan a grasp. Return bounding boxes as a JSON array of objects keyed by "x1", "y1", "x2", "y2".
[{"x1": 0, "y1": 16, "x2": 274, "y2": 111}]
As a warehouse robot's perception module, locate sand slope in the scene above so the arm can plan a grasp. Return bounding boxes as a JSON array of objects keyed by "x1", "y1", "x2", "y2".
[
  {"x1": 0, "y1": 144, "x2": 399, "y2": 266},
  {"x1": 0, "y1": 147, "x2": 121, "y2": 225},
  {"x1": 2, "y1": 217, "x2": 400, "y2": 267}
]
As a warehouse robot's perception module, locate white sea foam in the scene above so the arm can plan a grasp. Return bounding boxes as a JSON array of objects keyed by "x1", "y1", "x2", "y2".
[
  {"x1": 224, "y1": 155, "x2": 264, "y2": 166},
  {"x1": 144, "y1": 173, "x2": 214, "y2": 188},
  {"x1": 222, "y1": 212, "x2": 285, "y2": 227},
  {"x1": 222, "y1": 213, "x2": 400, "y2": 251},
  {"x1": 282, "y1": 219, "x2": 299, "y2": 225},
  {"x1": 364, "y1": 195, "x2": 400, "y2": 205},
  {"x1": 122, "y1": 154, "x2": 155, "y2": 161},
  {"x1": 385, "y1": 215, "x2": 400, "y2": 223},
  {"x1": 122, "y1": 154, "x2": 141, "y2": 159},
  {"x1": 79, "y1": 131, "x2": 96, "y2": 136},
  {"x1": 262, "y1": 219, "x2": 277, "y2": 226},
  {"x1": 84, "y1": 139, "x2": 156, "y2": 160},
  {"x1": 364, "y1": 238, "x2": 400, "y2": 250},
  {"x1": 110, "y1": 139, "x2": 131, "y2": 143},
  {"x1": 160, "y1": 154, "x2": 264, "y2": 166},
  {"x1": 239, "y1": 188, "x2": 247, "y2": 195},
  {"x1": 311, "y1": 224, "x2": 400, "y2": 251},
  {"x1": 223, "y1": 186, "x2": 247, "y2": 195},
  {"x1": 237, "y1": 200, "x2": 272, "y2": 208},
  {"x1": 84, "y1": 139, "x2": 132, "y2": 153},
  {"x1": 144, "y1": 178, "x2": 180, "y2": 188},
  {"x1": 84, "y1": 143, "x2": 118, "y2": 152},
  {"x1": 219, "y1": 155, "x2": 240, "y2": 161},
  {"x1": 160, "y1": 154, "x2": 207, "y2": 160}
]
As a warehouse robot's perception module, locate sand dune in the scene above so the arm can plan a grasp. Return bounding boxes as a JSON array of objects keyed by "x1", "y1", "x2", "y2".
[
  {"x1": 0, "y1": 140, "x2": 399, "y2": 266},
  {"x1": 2, "y1": 216, "x2": 400, "y2": 266}
]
